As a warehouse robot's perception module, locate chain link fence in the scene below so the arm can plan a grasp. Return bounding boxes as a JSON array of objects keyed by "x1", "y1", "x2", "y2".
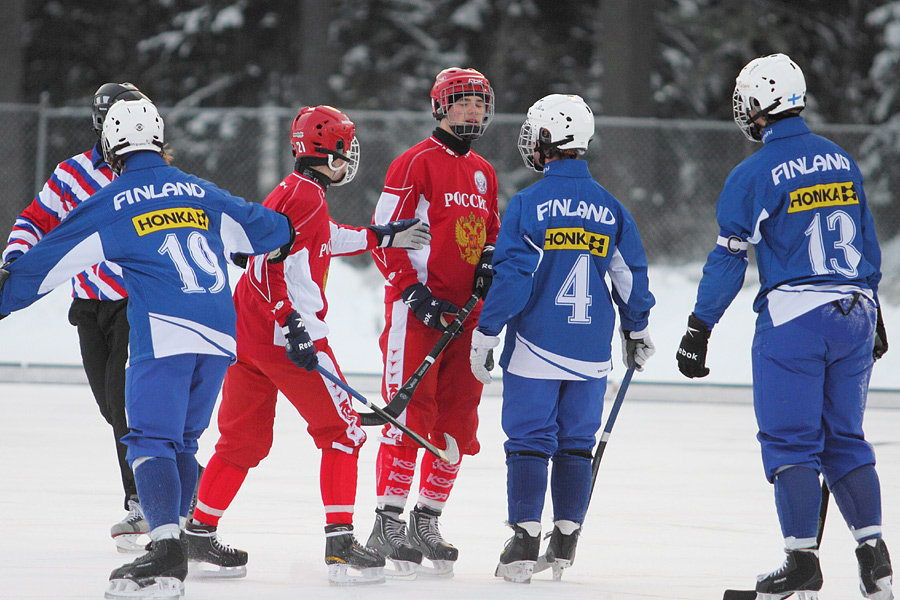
[{"x1": 1, "y1": 102, "x2": 897, "y2": 269}]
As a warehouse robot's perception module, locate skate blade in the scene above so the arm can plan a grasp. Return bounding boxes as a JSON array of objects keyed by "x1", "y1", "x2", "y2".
[
  {"x1": 187, "y1": 561, "x2": 247, "y2": 579},
  {"x1": 756, "y1": 592, "x2": 819, "y2": 600},
  {"x1": 384, "y1": 559, "x2": 419, "y2": 580},
  {"x1": 415, "y1": 559, "x2": 454, "y2": 578},
  {"x1": 495, "y1": 560, "x2": 535, "y2": 584},
  {"x1": 105, "y1": 577, "x2": 184, "y2": 600},
  {"x1": 113, "y1": 533, "x2": 151, "y2": 553},
  {"x1": 327, "y1": 564, "x2": 386, "y2": 586},
  {"x1": 859, "y1": 577, "x2": 893, "y2": 600}
]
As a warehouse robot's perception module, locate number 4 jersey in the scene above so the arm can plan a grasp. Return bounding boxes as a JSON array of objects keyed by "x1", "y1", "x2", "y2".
[
  {"x1": 0, "y1": 152, "x2": 292, "y2": 365},
  {"x1": 693, "y1": 117, "x2": 882, "y2": 331},
  {"x1": 477, "y1": 159, "x2": 655, "y2": 380}
]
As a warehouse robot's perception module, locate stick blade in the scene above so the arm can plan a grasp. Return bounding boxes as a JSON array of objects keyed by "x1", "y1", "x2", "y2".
[{"x1": 440, "y1": 433, "x2": 460, "y2": 464}]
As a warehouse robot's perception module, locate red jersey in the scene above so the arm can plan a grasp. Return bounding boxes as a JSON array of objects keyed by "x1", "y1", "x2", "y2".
[
  {"x1": 372, "y1": 132, "x2": 500, "y2": 309},
  {"x1": 233, "y1": 170, "x2": 377, "y2": 360}
]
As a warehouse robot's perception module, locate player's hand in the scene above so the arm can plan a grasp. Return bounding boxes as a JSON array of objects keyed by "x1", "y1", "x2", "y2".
[
  {"x1": 401, "y1": 283, "x2": 459, "y2": 333},
  {"x1": 473, "y1": 245, "x2": 494, "y2": 299},
  {"x1": 282, "y1": 310, "x2": 318, "y2": 371},
  {"x1": 874, "y1": 305, "x2": 888, "y2": 361},
  {"x1": 231, "y1": 253, "x2": 249, "y2": 269},
  {"x1": 370, "y1": 218, "x2": 432, "y2": 250},
  {"x1": 470, "y1": 329, "x2": 500, "y2": 385},
  {"x1": 676, "y1": 313, "x2": 711, "y2": 378},
  {"x1": 620, "y1": 326, "x2": 655, "y2": 371}
]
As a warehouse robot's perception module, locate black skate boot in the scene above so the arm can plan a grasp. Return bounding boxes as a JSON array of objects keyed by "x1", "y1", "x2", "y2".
[
  {"x1": 184, "y1": 521, "x2": 248, "y2": 578},
  {"x1": 856, "y1": 538, "x2": 893, "y2": 600},
  {"x1": 110, "y1": 496, "x2": 150, "y2": 553},
  {"x1": 408, "y1": 506, "x2": 458, "y2": 576},
  {"x1": 105, "y1": 537, "x2": 187, "y2": 600},
  {"x1": 367, "y1": 507, "x2": 423, "y2": 579},
  {"x1": 755, "y1": 548, "x2": 823, "y2": 600},
  {"x1": 542, "y1": 521, "x2": 581, "y2": 581},
  {"x1": 495, "y1": 523, "x2": 541, "y2": 583},
  {"x1": 325, "y1": 523, "x2": 386, "y2": 586}
]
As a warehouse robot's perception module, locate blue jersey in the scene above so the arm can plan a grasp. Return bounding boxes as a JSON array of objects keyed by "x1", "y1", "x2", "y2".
[
  {"x1": 0, "y1": 152, "x2": 292, "y2": 365},
  {"x1": 693, "y1": 117, "x2": 882, "y2": 331},
  {"x1": 478, "y1": 159, "x2": 655, "y2": 380}
]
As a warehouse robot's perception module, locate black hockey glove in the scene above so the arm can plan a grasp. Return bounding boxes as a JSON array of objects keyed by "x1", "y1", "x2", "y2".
[
  {"x1": 266, "y1": 212, "x2": 296, "y2": 264},
  {"x1": 874, "y1": 305, "x2": 888, "y2": 361},
  {"x1": 676, "y1": 313, "x2": 711, "y2": 378},
  {"x1": 369, "y1": 218, "x2": 431, "y2": 250},
  {"x1": 401, "y1": 282, "x2": 459, "y2": 333},
  {"x1": 473, "y1": 245, "x2": 494, "y2": 299},
  {"x1": 231, "y1": 253, "x2": 249, "y2": 269},
  {"x1": 282, "y1": 310, "x2": 318, "y2": 371}
]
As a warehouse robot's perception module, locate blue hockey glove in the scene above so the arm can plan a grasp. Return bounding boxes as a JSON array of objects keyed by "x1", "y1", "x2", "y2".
[
  {"x1": 473, "y1": 245, "x2": 494, "y2": 299},
  {"x1": 369, "y1": 218, "x2": 431, "y2": 250},
  {"x1": 282, "y1": 310, "x2": 318, "y2": 371},
  {"x1": 401, "y1": 282, "x2": 459, "y2": 333},
  {"x1": 676, "y1": 313, "x2": 711, "y2": 378},
  {"x1": 874, "y1": 305, "x2": 888, "y2": 361},
  {"x1": 620, "y1": 326, "x2": 656, "y2": 371},
  {"x1": 470, "y1": 329, "x2": 500, "y2": 385}
]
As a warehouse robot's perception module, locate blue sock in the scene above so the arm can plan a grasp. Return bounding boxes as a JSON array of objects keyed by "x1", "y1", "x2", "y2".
[
  {"x1": 773, "y1": 466, "x2": 821, "y2": 544},
  {"x1": 551, "y1": 451, "x2": 592, "y2": 523},
  {"x1": 507, "y1": 453, "x2": 548, "y2": 524},
  {"x1": 831, "y1": 464, "x2": 882, "y2": 542},
  {"x1": 133, "y1": 456, "x2": 181, "y2": 531},
  {"x1": 176, "y1": 453, "x2": 199, "y2": 518}
]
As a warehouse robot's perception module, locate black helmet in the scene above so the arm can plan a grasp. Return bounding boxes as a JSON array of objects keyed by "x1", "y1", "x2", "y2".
[{"x1": 91, "y1": 82, "x2": 147, "y2": 138}]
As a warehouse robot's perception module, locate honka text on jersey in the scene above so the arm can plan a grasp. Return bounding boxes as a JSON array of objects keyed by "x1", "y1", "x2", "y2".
[
  {"x1": 544, "y1": 227, "x2": 610, "y2": 257},
  {"x1": 444, "y1": 191, "x2": 487, "y2": 209},
  {"x1": 536, "y1": 198, "x2": 616, "y2": 224},
  {"x1": 787, "y1": 181, "x2": 858, "y2": 213},
  {"x1": 114, "y1": 182, "x2": 207, "y2": 210},
  {"x1": 770, "y1": 153, "x2": 851, "y2": 185},
  {"x1": 132, "y1": 207, "x2": 209, "y2": 236}
]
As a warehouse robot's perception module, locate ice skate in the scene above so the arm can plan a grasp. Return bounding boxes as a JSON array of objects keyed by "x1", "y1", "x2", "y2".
[
  {"x1": 110, "y1": 497, "x2": 150, "y2": 553},
  {"x1": 407, "y1": 506, "x2": 458, "y2": 577},
  {"x1": 105, "y1": 537, "x2": 187, "y2": 600},
  {"x1": 856, "y1": 538, "x2": 893, "y2": 600},
  {"x1": 755, "y1": 548, "x2": 823, "y2": 600},
  {"x1": 495, "y1": 523, "x2": 541, "y2": 584},
  {"x1": 324, "y1": 524, "x2": 386, "y2": 586},
  {"x1": 184, "y1": 521, "x2": 248, "y2": 579},
  {"x1": 367, "y1": 507, "x2": 423, "y2": 579},
  {"x1": 533, "y1": 521, "x2": 581, "y2": 581}
]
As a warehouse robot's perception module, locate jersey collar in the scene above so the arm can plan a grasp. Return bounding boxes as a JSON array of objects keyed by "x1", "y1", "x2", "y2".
[
  {"x1": 432, "y1": 127, "x2": 472, "y2": 156},
  {"x1": 121, "y1": 151, "x2": 168, "y2": 171},
  {"x1": 91, "y1": 142, "x2": 107, "y2": 169},
  {"x1": 544, "y1": 158, "x2": 591, "y2": 178},
  {"x1": 761, "y1": 116, "x2": 810, "y2": 144}
]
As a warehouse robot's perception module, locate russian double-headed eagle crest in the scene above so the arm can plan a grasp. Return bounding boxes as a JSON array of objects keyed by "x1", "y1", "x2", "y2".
[{"x1": 455, "y1": 213, "x2": 486, "y2": 265}]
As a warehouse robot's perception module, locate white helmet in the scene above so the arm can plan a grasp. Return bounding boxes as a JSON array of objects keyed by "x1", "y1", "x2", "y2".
[
  {"x1": 518, "y1": 94, "x2": 594, "y2": 171},
  {"x1": 101, "y1": 98, "x2": 165, "y2": 166},
  {"x1": 733, "y1": 53, "x2": 806, "y2": 142}
]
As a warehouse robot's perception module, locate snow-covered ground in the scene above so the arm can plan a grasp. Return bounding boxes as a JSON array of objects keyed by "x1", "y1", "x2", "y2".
[{"x1": 0, "y1": 259, "x2": 898, "y2": 599}]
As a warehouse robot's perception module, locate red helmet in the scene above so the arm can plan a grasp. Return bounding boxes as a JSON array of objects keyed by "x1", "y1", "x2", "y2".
[
  {"x1": 430, "y1": 67, "x2": 494, "y2": 140},
  {"x1": 290, "y1": 105, "x2": 359, "y2": 186}
]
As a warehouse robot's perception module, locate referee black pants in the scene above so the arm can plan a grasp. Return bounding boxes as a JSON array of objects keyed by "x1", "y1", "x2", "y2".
[{"x1": 68, "y1": 297, "x2": 134, "y2": 510}]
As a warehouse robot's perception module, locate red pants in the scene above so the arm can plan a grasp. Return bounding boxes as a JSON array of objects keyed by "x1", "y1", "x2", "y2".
[{"x1": 379, "y1": 299, "x2": 484, "y2": 456}]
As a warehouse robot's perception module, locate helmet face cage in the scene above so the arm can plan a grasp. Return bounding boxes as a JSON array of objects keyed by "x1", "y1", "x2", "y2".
[
  {"x1": 431, "y1": 68, "x2": 494, "y2": 140},
  {"x1": 101, "y1": 98, "x2": 165, "y2": 167},
  {"x1": 732, "y1": 53, "x2": 806, "y2": 142},
  {"x1": 290, "y1": 105, "x2": 359, "y2": 185},
  {"x1": 517, "y1": 94, "x2": 594, "y2": 171},
  {"x1": 92, "y1": 82, "x2": 146, "y2": 138}
]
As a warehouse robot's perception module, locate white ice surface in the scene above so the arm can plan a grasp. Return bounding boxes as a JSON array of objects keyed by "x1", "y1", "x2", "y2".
[{"x1": 0, "y1": 259, "x2": 898, "y2": 599}]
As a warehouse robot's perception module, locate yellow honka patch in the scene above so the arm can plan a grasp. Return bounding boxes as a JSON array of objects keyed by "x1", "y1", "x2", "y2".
[
  {"x1": 788, "y1": 182, "x2": 858, "y2": 213},
  {"x1": 544, "y1": 227, "x2": 609, "y2": 257},
  {"x1": 132, "y1": 207, "x2": 209, "y2": 236}
]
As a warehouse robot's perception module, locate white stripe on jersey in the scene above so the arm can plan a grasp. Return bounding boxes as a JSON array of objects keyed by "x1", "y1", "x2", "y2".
[
  {"x1": 39, "y1": 232, "x2": 105, "y2": 295},
  {"x1": 606, "y1": 247, "x2": 634, "y2": 303},
  {"x1": 506, "y1": 332, "x2": 612, "y2": 381},
  {"x1": 147, "y1": 312, "x2": 237, "y2": 361}
]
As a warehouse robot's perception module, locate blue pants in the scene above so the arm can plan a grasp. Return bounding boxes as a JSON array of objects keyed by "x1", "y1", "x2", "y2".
[
  {"x1": 123, "y1": 353, "x2": 231, "y2": 462},
  {"x1": 502, "y1": 372, "x2": 606, "y2": 524},
  {"x1": 752, "y1": 298, "x2": 876, "y2": 485}
]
